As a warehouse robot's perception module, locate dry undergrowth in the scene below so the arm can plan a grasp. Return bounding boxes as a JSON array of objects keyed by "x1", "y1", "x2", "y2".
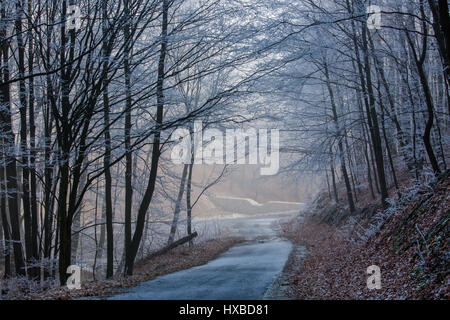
[{"x1": 7, "y1": 237, "x2": 242, "y2": 300}]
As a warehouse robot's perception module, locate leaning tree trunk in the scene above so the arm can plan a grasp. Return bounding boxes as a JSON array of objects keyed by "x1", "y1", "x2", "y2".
[
  {"x1": 168, "y1": 165, "x2": 189, "y2": 245},
  {"x1": 186, "y1": 125, "x2": 195, "y2": 247},
  {"x1": 405, "y1": 3, "x2": 442, "y2": 176}
]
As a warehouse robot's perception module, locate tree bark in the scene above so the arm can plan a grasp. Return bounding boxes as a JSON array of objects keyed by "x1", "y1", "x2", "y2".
[
  {"x1": 0, "y1": 4, "x2": 26, "y2": 276},
  {"x1": 361, "y1": 24, "x2": 389, "y2": 207},
  {"x1": 102, "y1": 0, "x2": 114, "y2": 279},
  {"x1": 123, "y1": 0, "x2": 133, "y2": 276},
  {"x1": 168, "y1": 165, "x2": 189, "y2": 245},
  {"x1": 124, "y1": 0, "x2": 169, "y2": 275},
  {"x1": 0, "y1": 147, "x2": 11, "y2": 278},
  {"x1": 324, "y1": 62, "x2": 355, "y2": 212},
  {"x1": 405, "y1": 2, "x2": 442, "y2": 176},
  {"x1": 149, "y1": 232, "x2": 198, "y2": 259}
]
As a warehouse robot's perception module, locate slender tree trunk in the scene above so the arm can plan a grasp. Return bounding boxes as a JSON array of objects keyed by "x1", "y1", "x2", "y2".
[
  {"x1": 42, "y1": 6, "x2": 56, "y2": 279},
  {"x1": 96, "y1": 207, "x2": 106, "y2": 268},
  {"x1": 57, "y1": 0, "x2": 76, "y2": 286},
  {"x1": 347, "y1": 0, "x2": 387, "y2": 205},
  {"x1": 103, "y1": 93, "x2": 114, "y2": 279},
  {"x1": 330, "y1": 158, "x2": 339, "y2": 203},
  {"x1": 186, "y1": 125, "x2": 195, "y2": 247},
  {"x1": 15, "y1": 0, "x2": 36, "y2": 279},
  {"x1": 71, "y1": 204, "x2": 82, "y2": 263},
  {"x1": 0, "y1": 5, "x2": 26, "y2": 276},
  {"x1": 0, "y1": 146, "x2": 11, "y2": 278},
  {"x1": 186, "y1": 163, "x2": 194, "y2": 247},
  {"x1": 380, "y1": 97, "x2": 400, "y2": 195},
  {"x1": 353, "y1": 59, "x2": 375, "y2": 199},
  {"x1": 71, "y1": 159, "x2": 88, "y2": 266},
  {"x1": 124, "y1": 0, "x2": 169, "y2": 275},
  {"x1": 361, "y1": 24, "x2": 389, "y2": 206},
  {"x1": 27, "y1": 0, "x2": 39, "y2": 281},
  {"x1": 168, "y1": 165, "x2": 189, "y2": 245},
  {"x1": 324, "y1": 62, "x2": 355, "y2": 212},
  {"x1": 325, "y1": 169, "x2": 332, "y2": 200},
  {"x1": 369, "y1": 34, "x2": 414, "y2": 173},
  {"x1": 102, "y1": 0, "x2": 114, "y2": 279},
  {"x1": 345, "y1": 133, "x2": 358, "y2": 202},
  {"x1": 123, "y1": 0, "x2": 133, "y2": 275},
  {"x1": 405, "y1": 3, "x2": 441, "y2": 176}
]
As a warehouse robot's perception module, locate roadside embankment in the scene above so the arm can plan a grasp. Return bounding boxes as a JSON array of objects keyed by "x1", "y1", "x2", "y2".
[{"x1": 281, "y1": 171, "x2": 449, "y2": 299}]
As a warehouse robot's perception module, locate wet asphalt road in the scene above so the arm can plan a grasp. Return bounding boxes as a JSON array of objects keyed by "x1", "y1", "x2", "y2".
[{"x1": 108, "y1": 212, "x2": 295, "y2": 300}]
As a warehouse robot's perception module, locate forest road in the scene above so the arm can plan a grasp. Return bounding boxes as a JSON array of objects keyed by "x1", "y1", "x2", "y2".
[{"x1": 108, "y1": 212, "x2": 296, "y2": 300}]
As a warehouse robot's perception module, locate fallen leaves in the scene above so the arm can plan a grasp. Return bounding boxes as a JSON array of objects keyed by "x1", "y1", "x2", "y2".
[
  {"x1": 8, "y1": 237, "x2": 243, "y2": 300},
  {"x1": 282, "y1": 174, "x2": 449, "y2": 300}
]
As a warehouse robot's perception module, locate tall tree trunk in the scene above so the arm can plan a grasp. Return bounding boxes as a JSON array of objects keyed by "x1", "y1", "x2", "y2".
[
  {"x1": 102, "y1": 0, "x2": 114, "y2": 279},
  {"x1": 352, "y1": 59, "x2": 375, "y2": 199},
  {"x1": 57, "y1": 0, "x2": 76, "y2": 286},
  {"x1": 348, "y1": 0, "x2": 388, "y2": 206},
  {"x1": 405, "y1": 2, "x2": 441, "y2": 176},
  {"x1": 379, "y1": 96, "x2": 400, "y2": 195},
  {"x1": 124, "y1": 0, "x2": 169, "y2": 275},
  {"x1": 15, "y1": 0, "x2": 36, "y2": 279},
  {"x1": 42, "y1": 5, "x2": 56, "y2": 279},
  {"x1": 0, "y1": 3, "x2": 26, "y2": 276},
  {"x1": 123, "y1": 0, "x2": 133, "y2": 275},
  {"x1": 28, "y1": 0, "x2": 39, "y2": 281},
  {"x1": 369, "y1": 34, "x2": 414, "y2": 173},
  {"x1": 0, "y1": 147, "x2": 11, "y2": 278},
  {"x1": 324, "y1": 62, "x2": 355, "y2": 212},
  {"x1": 28, "y1": 0, "x2": 40, "y2": 277},
  {"x1": 361, "y1": 23, "x2": 389, "y2": 207}
]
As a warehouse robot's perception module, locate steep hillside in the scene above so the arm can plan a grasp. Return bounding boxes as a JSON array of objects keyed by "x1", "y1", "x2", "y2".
[{"x1": 282, "y1": 171, "x2": 449, "y2": 299}]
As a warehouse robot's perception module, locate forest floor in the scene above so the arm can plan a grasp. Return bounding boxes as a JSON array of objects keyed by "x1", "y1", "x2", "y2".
[
  {"x1": 5, "y1": 237, "x2": 243, "y2": 300},
  {"x1": 281, "y1": 171, "x2": 449, "y2": 300}
]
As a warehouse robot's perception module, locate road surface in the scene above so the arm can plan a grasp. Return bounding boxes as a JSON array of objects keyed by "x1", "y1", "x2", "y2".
[{"x1": 108, "y1": 212, "x2": 296, "y2": 300}]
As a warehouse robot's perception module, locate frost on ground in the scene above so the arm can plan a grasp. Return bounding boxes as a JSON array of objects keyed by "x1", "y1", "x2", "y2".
[{"x1": 282, "y1": 171, "x2": 449, "y2": 300}]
